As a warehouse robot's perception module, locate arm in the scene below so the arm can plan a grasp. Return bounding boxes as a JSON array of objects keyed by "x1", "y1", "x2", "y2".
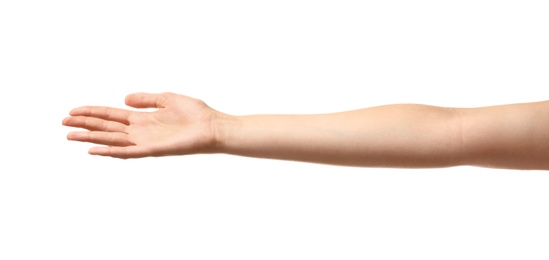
[
  {"x1": 62, "y1": 92, "x2": 549, "y2": 170},
  {"x1": 217, "y1": 104, "x2": 463, "y2": 168},
  {"x1": 458, "y1": 101, "x2": 549, "y2": 170},
  {"x1": 217, "y1": 101, "x2": 549, "y2": 169}
]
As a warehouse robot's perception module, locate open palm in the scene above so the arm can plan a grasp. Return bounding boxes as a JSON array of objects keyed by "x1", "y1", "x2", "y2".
[{"x1": 63, "y1": 92, "x2": 220, "y2": 158}]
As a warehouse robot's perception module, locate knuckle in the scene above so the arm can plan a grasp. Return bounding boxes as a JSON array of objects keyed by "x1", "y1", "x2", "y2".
[
  {"x1": 109, "y1": 133, "x2": 117, "y2": 144},
  {"x1": 105, "y1": 108, "x2": 113, "y2": 120}
]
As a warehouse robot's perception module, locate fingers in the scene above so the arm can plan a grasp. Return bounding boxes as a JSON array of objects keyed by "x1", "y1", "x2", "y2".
[
  {"x1": 69, "y1": 106, "x2": 131, "y2": 125},
  {"x1": 62, "y1": 116, "x2": 128, "y2": 132},
  {"x1": 125, "y1": 92, "x2": 169, "y2": 109},
  {"x1": 88, "y1": 146, "x2": 150, "y2": 159},
  {"x1": 67, "y1": 131, "x2": 150, "y2": 159},
  {"x1": 67, "y1": 131, "x2": 134, "y2": 147}
]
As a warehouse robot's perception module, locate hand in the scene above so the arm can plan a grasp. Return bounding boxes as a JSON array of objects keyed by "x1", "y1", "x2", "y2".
[{"x1": 62, "y1": 92, "x2": 221, "y2": 158}]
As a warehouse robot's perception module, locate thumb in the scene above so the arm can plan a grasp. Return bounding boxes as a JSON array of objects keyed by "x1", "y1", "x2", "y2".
[{"x1": 125, "y1": 92, "x2": 169, "y2": 109}]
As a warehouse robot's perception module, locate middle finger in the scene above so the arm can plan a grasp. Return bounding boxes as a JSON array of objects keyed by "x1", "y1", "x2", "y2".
[{"x1": 63, "y1": 116, "x2": 128, "y2": 133}]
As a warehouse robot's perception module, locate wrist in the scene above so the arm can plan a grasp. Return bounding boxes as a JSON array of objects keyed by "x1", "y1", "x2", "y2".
[{"x1": 210, "y1": 111, "x2": 238, "y2": 153}]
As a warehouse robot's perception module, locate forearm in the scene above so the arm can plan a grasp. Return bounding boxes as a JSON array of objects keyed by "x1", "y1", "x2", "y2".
[{"x1": 214, "y1": 104, "x2": 464, "y2": 168}]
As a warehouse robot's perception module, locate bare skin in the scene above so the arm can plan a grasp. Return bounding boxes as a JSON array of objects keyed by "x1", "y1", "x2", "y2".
[
  {"x1": 63, "y1": 93, "x2": 218, "y2": 157},
  {"x1": 62, "y1": 92, "x2": 549, "y2": 170}
]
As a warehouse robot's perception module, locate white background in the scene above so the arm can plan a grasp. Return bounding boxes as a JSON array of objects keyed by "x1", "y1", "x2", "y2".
[{"x1": 1, "y1": 0, "x2": 548, "y2": 259}]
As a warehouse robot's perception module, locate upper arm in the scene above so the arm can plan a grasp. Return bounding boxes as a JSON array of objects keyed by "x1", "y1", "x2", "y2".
[{"x1": 459, "y1": 100, "x2": 549, "y2": 170}]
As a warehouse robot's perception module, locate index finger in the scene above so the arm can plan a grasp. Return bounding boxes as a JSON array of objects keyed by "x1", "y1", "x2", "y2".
[{"x1": 69, "y1": 106, "x2": 131, "y2": 125}]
